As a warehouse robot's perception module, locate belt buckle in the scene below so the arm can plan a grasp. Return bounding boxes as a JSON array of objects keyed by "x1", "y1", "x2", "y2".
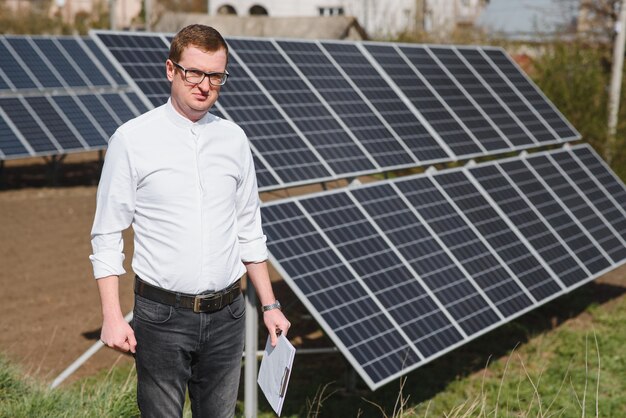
[{"x1": 193, "y1": 293, "x2": 222, "y2": 313}]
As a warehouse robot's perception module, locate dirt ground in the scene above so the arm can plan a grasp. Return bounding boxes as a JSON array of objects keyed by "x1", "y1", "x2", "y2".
[{"x1": 1, "y1": 156, "x2": 626, "y2": 390}]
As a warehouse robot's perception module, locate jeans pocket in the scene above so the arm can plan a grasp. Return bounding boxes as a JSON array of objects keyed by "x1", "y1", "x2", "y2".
[
  {"x1": 133, "y1": 295, "x2": 173, "y2": 324},
  {"x1": 226, "y1": 293, "x2": 246, "y2": 320}
]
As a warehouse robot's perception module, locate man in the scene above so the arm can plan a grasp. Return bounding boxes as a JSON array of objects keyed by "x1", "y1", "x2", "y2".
[{"x1": 90, "y1": 24, "x2": 290, "y2": 417}]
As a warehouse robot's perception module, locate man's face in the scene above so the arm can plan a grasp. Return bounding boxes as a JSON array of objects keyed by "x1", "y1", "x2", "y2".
[{"x1": 166, "y1": 45, "x2": 227, "y2": 122}]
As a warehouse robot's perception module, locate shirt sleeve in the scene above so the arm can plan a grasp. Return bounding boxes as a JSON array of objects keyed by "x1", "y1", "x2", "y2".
[
  {"x1": 89, "y1": 131, "x2": 137, "y2": 279},
  {"x1": 236, "y1": 136, "x2": 268, "y2": 263}
]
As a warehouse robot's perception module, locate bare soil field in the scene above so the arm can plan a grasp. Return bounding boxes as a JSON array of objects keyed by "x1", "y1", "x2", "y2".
[{"x1": 1, "y1": 156, "x2": 626, "y2": 391}]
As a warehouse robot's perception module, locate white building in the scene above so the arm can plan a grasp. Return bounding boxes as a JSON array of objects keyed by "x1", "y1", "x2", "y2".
[{"x1": 209, "y1": 0, "x2": 489, "y2": 38}]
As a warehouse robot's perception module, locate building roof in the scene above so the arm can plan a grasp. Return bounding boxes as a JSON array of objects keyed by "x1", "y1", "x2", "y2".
[{"x1": 153, "y1": 12, "x2": 368, "y2": 40}]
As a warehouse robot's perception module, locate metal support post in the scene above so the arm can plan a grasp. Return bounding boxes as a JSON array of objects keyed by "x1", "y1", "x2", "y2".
[
  {"x1": 607, "y1": 0, "x2": 626, "y2": 164},
  {"x1": 244, "y1": 280, "x2": 258, "y2": 418}
]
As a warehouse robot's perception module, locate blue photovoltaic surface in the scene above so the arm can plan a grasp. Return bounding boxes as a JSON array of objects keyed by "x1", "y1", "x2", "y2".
[
  {"x1": 551, "y1": 149, "x2": 626, "y2": 245},
  {"x1": 262, "y1": 145, "x2": 626, "y2": 389},
  {"x1": 229, "y1": 38, "x2": 377, "y2": 175},
  {"x1": 217, "y1": 52, "x2": 330, "y2": 186},
  {"x1": 5, "y1": 37, "x2": 64, "y2": 88},
  {"x1": 278, "y1": 40, "x2": 418, "y2": 168},
  {"x1": 0, "y1": 35, "x2": 143, "y2": 159},
  {"x1": 399, "y1": 45, "x2": 510, "y2": 152},
  {"x1": 0, "y1": 98, "x2": 58, "y2": 153},
  {"x1": 364, "y1": 43, "x2": 483, "y2": 157},
  {"x1": 428, "y1": 47, "x2": 536, "y2": 148},
  {"x1": 321, "y1": 42, "x2": 450, "y2": 162},
  {"x1": 482, "y1": 49, "x2": 578, "y2": 140}
]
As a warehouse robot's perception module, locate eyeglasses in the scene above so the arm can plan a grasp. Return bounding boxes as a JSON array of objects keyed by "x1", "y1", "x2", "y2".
[{"x1": 171, "y1": 61, "x2": 229, "y2": 86}]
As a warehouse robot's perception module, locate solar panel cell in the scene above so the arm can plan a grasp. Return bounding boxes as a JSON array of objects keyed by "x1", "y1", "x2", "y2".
[
  {"x1": 0, "y1": 40, "x2": 38, "y2": 89},
  {"x1": 0, "y1": 113, "x2": 29, "y2": 157},
  {"x1": 33, "y1": 38, "x2": 87, "y2": 87},
  {"x1": 51, "y1": 95, "x2": 108, "y2": 147},
  {"x1": 229, "y1": 38, "x2": 376, "y2": 175},
  {"x1": 57, "y1": 38, "x2": 111, "y2": 87},
  {"x1": 321, "y1": 42, "x2": 449, "y2": 162},
  {"x1": 24, "y1": 96, "x2": 84, "y2": 151},
  {"x1": 278, "y1": 40, "x2": 418, "y2": 168},
  {"x1": 365, "y1": 44, "x2": 482, "y2": 157},
  {"x1": 6, "y1": 38, "x2": 64, "y2": 88},
  {"x1": 552, "y1": 149, "x2": 626, "y2": 245},
  {"x1": 0, "y1": 98, "x2": 58, "y2": 153},
  {"x1": 504, "y1": 159, "x2": 611, "y2": 274},
  {"x1": 483, "y1": 50, "x2": 578, "y2": 140}
]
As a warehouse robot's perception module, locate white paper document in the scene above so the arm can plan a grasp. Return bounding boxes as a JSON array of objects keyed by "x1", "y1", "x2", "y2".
[{"x1": 257, "y1": 334, "x2": 296, "y2": 416}]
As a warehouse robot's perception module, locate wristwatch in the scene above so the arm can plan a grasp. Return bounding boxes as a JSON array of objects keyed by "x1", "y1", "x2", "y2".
[{"x1": 262, "y1": 300, "x2": 281, "y2": 312}]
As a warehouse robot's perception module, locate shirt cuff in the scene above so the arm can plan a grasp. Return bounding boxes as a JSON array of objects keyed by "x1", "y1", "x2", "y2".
[
  {"x1": 240, "y1": 236, "x2": 269, "y2": 263},
  {"x1": 89, "y1": 252, "x2": 127, "y2": 279}
]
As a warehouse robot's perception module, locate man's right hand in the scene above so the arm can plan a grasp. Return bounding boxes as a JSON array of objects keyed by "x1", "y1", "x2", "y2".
[
  {"x1": 100, "y1": 315, "x2": 137, "y2": 353},
  {"x1": 96, "y1": 275, "x2": 137, "y2": 353}
]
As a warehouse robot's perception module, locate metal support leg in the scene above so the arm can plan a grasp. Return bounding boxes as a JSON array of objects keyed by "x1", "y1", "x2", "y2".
[{"x1": 244, "y1": 280, "x2": 258, "y2": 418}]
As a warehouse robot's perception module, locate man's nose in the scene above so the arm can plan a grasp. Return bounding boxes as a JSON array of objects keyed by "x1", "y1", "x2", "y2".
[{"x1": 197, "y1": 76, "x2": 212, "y2": 91}]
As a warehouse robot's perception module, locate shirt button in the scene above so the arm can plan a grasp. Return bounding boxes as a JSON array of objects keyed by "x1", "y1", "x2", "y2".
[{"x1": 191, "y1": 127, "x2": 198, "y2": 136}]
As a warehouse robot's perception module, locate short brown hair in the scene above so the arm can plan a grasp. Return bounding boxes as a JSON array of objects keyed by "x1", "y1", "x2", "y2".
[{"x1": 168, "y1": 24, "x2": 228, "y2": 63}]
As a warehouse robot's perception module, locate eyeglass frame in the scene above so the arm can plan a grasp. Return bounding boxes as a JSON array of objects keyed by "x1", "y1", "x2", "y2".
[{"x1": 170, "y1": 61, "x2": 230, "y2": 86}]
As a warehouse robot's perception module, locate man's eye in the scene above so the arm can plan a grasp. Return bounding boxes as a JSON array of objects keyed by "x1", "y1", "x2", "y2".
[{"x1": 188, "y1": 70, "x2": 205, "y2": 77}]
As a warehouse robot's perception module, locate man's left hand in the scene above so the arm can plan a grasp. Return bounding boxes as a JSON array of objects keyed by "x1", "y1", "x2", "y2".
[{"x1": 263, "y1": 309, "x2": 290, "y2": 347}]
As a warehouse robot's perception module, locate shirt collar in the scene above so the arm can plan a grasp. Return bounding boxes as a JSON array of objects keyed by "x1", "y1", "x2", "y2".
[{"x1": 165, "y1": 98, "x2": 216, "y2": 130}]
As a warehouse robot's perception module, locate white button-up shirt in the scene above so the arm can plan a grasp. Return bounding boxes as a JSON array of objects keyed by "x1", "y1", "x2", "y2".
[{"x1": 90, "y1": 100, "x2": 268, "y2": 294}]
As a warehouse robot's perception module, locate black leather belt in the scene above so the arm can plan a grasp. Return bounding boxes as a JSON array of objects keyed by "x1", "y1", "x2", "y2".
[{"x1": 134, "y1": 276, "x2": 241, "y2": 313}]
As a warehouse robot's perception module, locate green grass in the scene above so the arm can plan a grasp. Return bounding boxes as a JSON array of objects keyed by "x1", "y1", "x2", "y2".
[{"x1": 2, "y1": 280, "x2": 626, "y2": 417}]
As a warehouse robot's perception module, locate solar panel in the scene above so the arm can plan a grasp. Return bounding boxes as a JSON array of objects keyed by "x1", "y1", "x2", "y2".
[
  {"x1": 90, "y1": 31, "x2": 580, "y2": 192},
  {"x1": 0, "y1": 35, "x2": 144, "y2": 160},
  {"x1": 262, "y1": 144, "x2": 626, "y2": 389}
]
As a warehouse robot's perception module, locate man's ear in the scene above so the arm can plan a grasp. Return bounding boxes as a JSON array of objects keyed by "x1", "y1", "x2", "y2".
[{"x1": 165, "y1": 59, "x2": 175, "y2": 82}]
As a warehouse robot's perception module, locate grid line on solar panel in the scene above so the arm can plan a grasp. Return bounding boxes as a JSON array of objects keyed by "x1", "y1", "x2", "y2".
[
  {"x1": 571, "y1": 146, "x2": 626, "y2": 212},
  {"x1": 276, "y1": 40, "x2": 421, "y2": 169},
  {"x1": 92, "y1": 32, "x2": 170, "y2": 105},
  {"x1": 554, "y1": 147, "x2": 626, "y2": 245},
  {"x1": 523, "y1": 154, "x2": 626, "y2": 263},
  {"x1": 25, "y1": 96, "x2": 85, "y2": 151},
  {"x1": 228, "y1": 39, "x2": 378, "y2": 175},
  {"x1": 56, "y1": 37, "x2": 113, "y2": 87},
  {"x1": 396, "y1": 176, "x2": 534, "y2": 318},
  {"x1": 261, "y1": 147, "x2": 626, "y2": 389},
  {"x1": 213, "y1": 53, "x2": 332, "y2": 185},
  {"x1": 295, "y1": 193, "x2": 462, "y2": 359},
  {"x1": 33, "y1": 38, "x2": 87, "y2": 88},
  {"x1": 469, "y1": 162, "x2": 591, "y2": 286},
  {"x1": 0, "y1": 37, "x2": 40, "y2": 90},
  {"x1": 363, "y1": 43, "x2": 485, "y2": 157},
  {"x1": 482, "y1": 49, "x2": 579, "y2": 140},
  {"x1": 350, "y1": 183, "x2": 507, "y2": 335},
  {"x1": 5, "y1": 37, "x2": 65, "y2": 89},
  {"x1": 0, "y1": 108, "x2": 30, "y2": 157},
  {"x1": 0, "y1": 97, "x2": 60, "y2": 154},
  {"x1": 477, "y1": 49, "x2": 562, "y2": 142},
  {"x1": 399, "y1": 45, "x2": 513, "y2": 152},
  {"x1": 508, "y1": 158, "x2": 611, "y2": 274},
  {"x1": 546, "y1": 151, "x2": 626, "y2": 261},
  {"x1": 261, "y1": 202, "x2": 422, "y2": 387},
  {"x1": 51, "y1": 95, "x2": 108, "y2": 148},
  {"x1": 433, "y1": 170, "x2": 565, "y2": 301},
  {"x1": 323, "y1": 42, "x2": 453, "y2": 162},
  {"x1": 428, "y1": 46, "x2": 538, "y2": 148},
  {"x1": 455, "y1": 48, "x2": 557, "y2": 144}
]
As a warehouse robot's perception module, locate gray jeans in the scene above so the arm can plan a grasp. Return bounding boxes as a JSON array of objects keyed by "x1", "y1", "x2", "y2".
[{"x1": 132, "y1": 292, "x2": 246, "y2": 418}]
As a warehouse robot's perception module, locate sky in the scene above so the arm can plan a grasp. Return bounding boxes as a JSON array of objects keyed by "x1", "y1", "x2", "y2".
[{"x1": 478, "y1": 0, "x2": 579, "y2": 37}]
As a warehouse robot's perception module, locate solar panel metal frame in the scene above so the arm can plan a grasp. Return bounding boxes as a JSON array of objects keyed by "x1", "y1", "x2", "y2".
[{"x1": 262, "y1": 143, "x2": 625, "y2": 389}]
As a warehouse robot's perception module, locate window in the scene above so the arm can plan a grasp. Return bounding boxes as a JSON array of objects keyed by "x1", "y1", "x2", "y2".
[{"x1": 318, "y1": 7, "x2": 344, "y2": 16}]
